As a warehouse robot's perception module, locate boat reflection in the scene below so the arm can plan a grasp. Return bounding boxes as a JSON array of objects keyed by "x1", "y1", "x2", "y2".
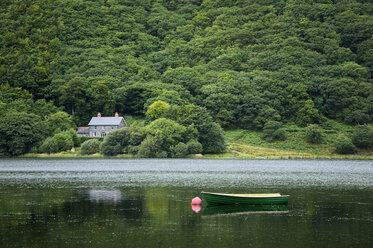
[{"x1": 201, "y1": 204, "x2": 289, "y2": 217}]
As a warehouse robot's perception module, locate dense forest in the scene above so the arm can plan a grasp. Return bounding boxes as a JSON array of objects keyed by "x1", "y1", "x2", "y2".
[{"x1": 1, "y1": 0, "x2": 373, "y2": 157}]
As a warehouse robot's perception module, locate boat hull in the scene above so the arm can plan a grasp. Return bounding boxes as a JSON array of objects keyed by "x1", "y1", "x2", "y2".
[{"x1": 201, "y1": 192, "x2": 289, "y2": 205}]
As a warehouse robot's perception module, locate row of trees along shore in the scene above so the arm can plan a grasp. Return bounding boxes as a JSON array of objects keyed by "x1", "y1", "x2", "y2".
[{"x1": 0, "y1": 0, "x2": 373, "y2": 157}]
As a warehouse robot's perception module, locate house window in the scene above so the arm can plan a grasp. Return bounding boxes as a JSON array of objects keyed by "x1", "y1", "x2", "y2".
[
  {"x1": 111, "y1": 126, "x2": 115, "y2": 129},
  {"x1": 94, "y1": 126, "x2": 97, "y2": 129},
  {"x1": 102, "y1": 132, "x2": 106, "y2": 137}
]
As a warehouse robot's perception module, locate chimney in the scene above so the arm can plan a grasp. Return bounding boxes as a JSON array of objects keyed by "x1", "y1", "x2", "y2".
[
  {"x1": 97, "y1": 112, "x2": 101, "y2": 117},
  {"x1": 115, "y1": 112, "x2": 119, "y2": 117}
]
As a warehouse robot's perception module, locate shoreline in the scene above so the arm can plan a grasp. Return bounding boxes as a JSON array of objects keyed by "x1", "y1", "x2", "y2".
[{"x1": 16, "y1": 145, "x2": 373, "y2": 160}]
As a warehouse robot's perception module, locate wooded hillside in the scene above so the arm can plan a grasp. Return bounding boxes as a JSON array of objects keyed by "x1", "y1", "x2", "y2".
[{"x1": 1, "y1": 0, "x2": 373, "y2": 156}]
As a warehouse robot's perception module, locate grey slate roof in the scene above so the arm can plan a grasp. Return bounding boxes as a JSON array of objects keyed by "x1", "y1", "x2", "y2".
[
  {"x1": 77, "y1": 127, "x2": 89, "y2": 134},
  {"x1": 88, "y1": 117, "x2": 124, "y2": 126}
]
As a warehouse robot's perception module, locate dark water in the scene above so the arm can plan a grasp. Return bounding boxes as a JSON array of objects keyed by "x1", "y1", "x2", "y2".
[{"x1": 0, "y1": 159, "x2": 372, "y2": 248}]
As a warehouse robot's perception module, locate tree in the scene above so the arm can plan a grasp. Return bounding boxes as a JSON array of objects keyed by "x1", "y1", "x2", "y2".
[
  {"x1": 139, "y1": 118, "x2": 188, "y2": 157},
  {"x1": 198, "y1": 122, "x2": 226, "y2": 153},
  {"x1": 261, "y1": 121, "x2": 286, "y2": 142},
  {"x1": 145, "y1": 100, "x2": 171, "y2": 121},
  {"x1": 254, "y1": 106, "x2": 281, "y2": 130},
  {"x1": 305, "y1": 124, "x2": 323, "y2": 144},
  {"x1": 53, "y1": 132, "x2": 74, "y2": 152},
  {"x1": 164, "y1": 104, "x2": 226, "y2": 153},
  {"x1": 58, "y1": 77, "x2": 88, "y2": 116},
  {"x1": 88, "y1": 81, "x2": 115, "y2": 116},
  {"x1": 81, "y1": 139, "x2": 101, "y2": 155},
  {"x1": 100, "y1": 128, "x2": 131, "y2": 156},
  {"x1": 170, "y1": 142, "x2": 188, "y2": 158},
  {"x1": 0, "y1": 112, "x2": 47, "y2": 156},
  {"x1": 351, "y1": 125, "x2": 373, "y2": 149},
  {"x1": 296, "y1": 100, "x2": 319, "y2": 127},
  {"x1": 45, "y1": 111, "x2": 76, "y2": 135},
  {"x1": 334, "y1": 135, "x2": 357, "y2": 155},
  {"x1": 187, "y1": 140, "x2": 203, "y2": 154},
  {"x1": 39, "y1": 137, "x2": 58, "y2": 154}
]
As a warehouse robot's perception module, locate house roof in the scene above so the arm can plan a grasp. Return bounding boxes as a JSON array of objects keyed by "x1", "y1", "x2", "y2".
[
  {"x1": 77, "y1": 127, "x2": 89, "y2": 134},
  {"x1": 88, "y1": 117, "x2": 124, "y2": 126}
]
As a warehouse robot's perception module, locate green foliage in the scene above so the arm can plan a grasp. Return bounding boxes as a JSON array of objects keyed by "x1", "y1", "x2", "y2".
[
  {"x1": 187, "y1": 140, "x2": 203, "y2": 154},
  {"x1": 39, "y1": 137, "x2": 58, "y2": 154},
  {"x1": 351, "y1": 125, "x2": 373, "y2": 149},
  {"x1": 1, "y1": 0, "x2": 373, "y2": 149},
  {"x1": 45, "y1": 111, "x2": 76, "y2": 135},
  {"x1": 53, "y1": 132, "x2": 74, "y2": 152},
  {"x1": 0, "y1": 112, "x2": 47, "y2": 156},
  {"x1": 170, "y1": 142, "x2": 188, "y2": 158},
  {"x1": 66, "y1": 128, "x2": 80, "y2": 147},
  {"x1": 164, "y1": 104, "x2": 226, "y2": 153},
  {"x1": 261, "y1": 121, "x2": 286, "y2": 142},
  {"x1": 198, "y1": 122, "x2": 226, "y2": 154},
  {"x1": 334, "y1": 135, "x2": 357, "y2": 155},
  {"x1": 100, "y1": 128, "x2": 131, "y2": 156},
  {"x1": 138, "y1": 118, "x2": 188, "y2": 157},
  {"x1": 80, "y1": 139, "x2": 101, "y2": 155},
  {"x1": 296, "y1": 100, "x2": 320, "y2": 127},
  {"x1": 145, "y1": 100, "x2": 171, "y2": 121},
  {"x1": 305, "y1": 125, "x2": 323, "y2": 144}
]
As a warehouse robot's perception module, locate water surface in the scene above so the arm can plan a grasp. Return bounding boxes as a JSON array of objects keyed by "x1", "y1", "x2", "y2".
[{"x1": 0, "y1": 159, "x2": 372, "y2": 248}]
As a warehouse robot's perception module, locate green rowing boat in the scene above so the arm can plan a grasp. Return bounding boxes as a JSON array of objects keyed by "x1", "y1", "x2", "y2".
[{"x1": 201, "y1": 192, "x2": 289, "y2": 205}]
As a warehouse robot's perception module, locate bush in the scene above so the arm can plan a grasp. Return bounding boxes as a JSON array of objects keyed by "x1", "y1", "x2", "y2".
[
  {"x1": 187, "y1": 140, "x2": 203, "y2": 154},
  {"x1": 66, "y1": 128, "x2": 80, "y2": 147},
  {"x1": 80, "y1": 139, "x2": 101, "y2": 155},
  {"x1": 171, "y1": 142, "x2": 188, "y2": 158},
  {"x1": 39, "y1": 137, "x2": 58, "y2": 154},
  {"x1": 53, "y1": 132, "x2": 74, "y2": 152},
  {"x1": 137, "y1": 137, "x2": 161, "y2": 158},
  {"x1": 344, "y1": 110, "x2": 370, "y2": 125},
  {"x1": 351, "y1": 125, "x2": 373, "y2": 148},
  {"x1": 261, "y1": 121, "x2": 286, "y2": 142},
  {"x1": 100, "y1": 128, "x2": 131, "y2": 156},
  {"x1": 79, "y1": 136, "x2": 103, "y2": 144},
  {"x1": 199, "y1": 122, "x2": 226, "y2": 153},
  {"x1": 334, "y1": 135, "x2": 357, "y2": 154},
  {"x1": 305, "y1": 124, "x2": 323, "y2": 144},
  {"x1": 145, "y1": 100, "x2": 171, "y2": 120}
]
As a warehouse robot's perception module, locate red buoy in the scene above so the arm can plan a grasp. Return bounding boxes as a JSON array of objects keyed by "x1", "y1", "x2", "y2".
[{"x1": 191, "y1": 196, "x2": 202, "y2": 205}]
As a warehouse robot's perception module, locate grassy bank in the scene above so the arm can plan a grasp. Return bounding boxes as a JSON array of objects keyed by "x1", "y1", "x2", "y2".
[{"x1": 215, "y1": 127, "x2": 373, "y2": 159}]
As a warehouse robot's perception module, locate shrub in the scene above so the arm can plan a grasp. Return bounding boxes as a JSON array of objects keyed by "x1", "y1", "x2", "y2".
[
  {"x1": 305, "y1": 124, "x2": 323, "y2": 144},
  {"x1": 261, "y1": 121, "x2": 286, "y2": 142},
  {"x1": 53, "y1": 132, "x2": 74, "y2": 152},
  {"x1": 344, "y1": 110, "x2": 370, "y2": 125},
  {"x1": 145, "y1": 100, "x2": 171, "y2": 120},
  {"x1": 351, "y1": 125, "x2": 373, "y2": 148},
  {"x1": 39, "y1": 137, "x2": 58, "y2": 154},
  {"x1": 0, "y1": 112, "x2": 47, "y2": 156},
  {"x1": 171, "y1": 142, "x2": 188, "y2": 158},
  {"x1": 187, "y1": 140, "x2": 203, "y2": 154},
  {"x1": 137, "y1": 137, "x2": 160, "y2": 158},
  {"x1": 66, "y1": 128, "x2": 80, "y2": 147},
  {"x1": 80, "y1": 139, "x2": 101, "y2": 155},
  {"x1": 198, "y1": 122, "x2": 226, "y2": 153},
  {"x1": 334, "y1": 135, "x2": 357, "y2": 154},
  {"x1": 296, "y1": 99, "x2": 319, "y2": 127},
  {"x1": 100, "y1": 128, "x2": 131, "y2": 156}
]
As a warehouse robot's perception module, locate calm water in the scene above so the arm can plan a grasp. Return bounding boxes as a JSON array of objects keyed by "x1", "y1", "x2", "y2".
[{"x1": 0, "y1": 159, "x2": 372, "y2": 248}]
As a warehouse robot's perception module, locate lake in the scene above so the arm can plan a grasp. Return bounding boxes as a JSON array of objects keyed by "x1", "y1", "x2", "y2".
[{"x1": 0, "y1": 159, "x2": 372, "y2": 248}]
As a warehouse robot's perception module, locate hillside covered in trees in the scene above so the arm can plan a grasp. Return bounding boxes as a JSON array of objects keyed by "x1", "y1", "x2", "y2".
[{"x1": 1, "y1": 0, "x2": 373, "y2": 157}]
